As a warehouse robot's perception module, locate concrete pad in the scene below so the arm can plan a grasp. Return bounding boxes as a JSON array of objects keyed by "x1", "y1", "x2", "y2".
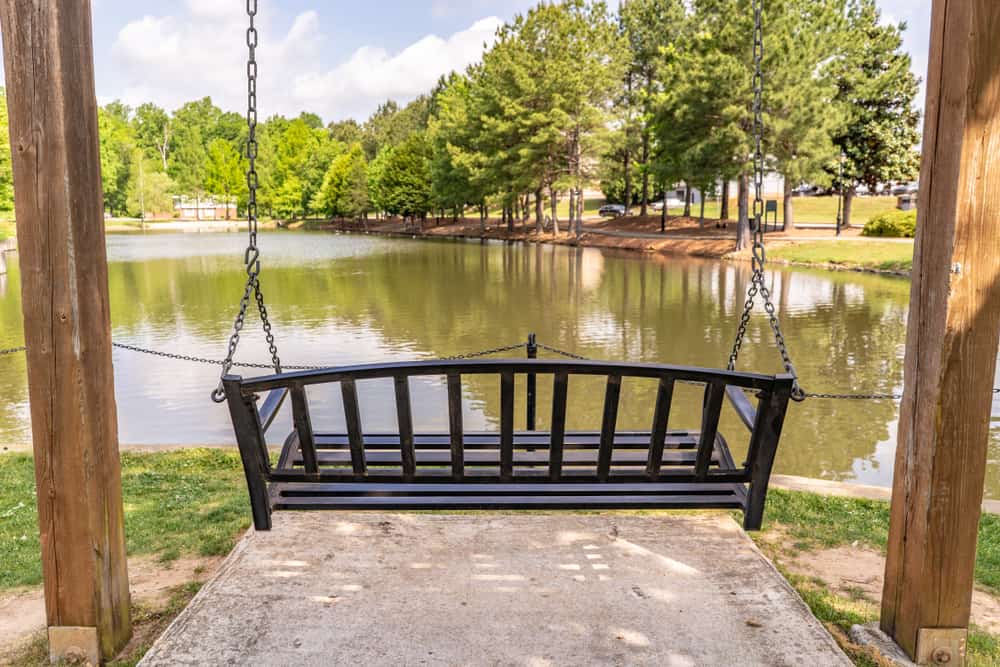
[{"x1": 140, "y1": 513, "x2": 850, "y2": 666}]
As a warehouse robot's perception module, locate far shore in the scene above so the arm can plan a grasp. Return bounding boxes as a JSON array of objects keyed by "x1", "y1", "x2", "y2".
[
  {"x1": 294, "y1": 214, "x2": 915, "y2": 276},
  {"x1": 4, "y1": 213, "x2": 915, "y2": 276}
]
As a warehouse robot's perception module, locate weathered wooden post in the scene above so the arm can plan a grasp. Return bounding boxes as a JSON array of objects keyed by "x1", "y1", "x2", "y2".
[
  {"x1": 881, "y1": 1, "x2": 1000, "y2": 665},
  {"x1": 0, "y1": 1, "x2": 132, "y2": 663}
]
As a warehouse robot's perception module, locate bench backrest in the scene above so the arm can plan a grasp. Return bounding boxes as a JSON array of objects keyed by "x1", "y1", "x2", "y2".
[{"x1": 224, "y1": 359, "x2": 793, "y2": 485}]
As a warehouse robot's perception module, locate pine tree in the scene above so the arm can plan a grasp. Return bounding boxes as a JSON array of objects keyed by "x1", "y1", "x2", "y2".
[
  {"x1": 830, "y1": 0, "x2": 920, "y2": 227},
  {"x1": 766, "y1": 0, "x2": 845, "y2": 230}
]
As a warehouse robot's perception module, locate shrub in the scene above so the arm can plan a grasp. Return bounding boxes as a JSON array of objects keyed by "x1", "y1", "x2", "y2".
[{"x1": 862, "y1": 209, "x2": 917, "y2": 238}]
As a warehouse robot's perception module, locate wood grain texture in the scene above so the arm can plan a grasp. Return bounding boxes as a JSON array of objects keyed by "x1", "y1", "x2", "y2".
[
  {"x1": 881, "y1": 0, "x2": 1000, "y2": 659},
  {"x1": 0, "y1": 0, "x2": 132, "y2": 658}
]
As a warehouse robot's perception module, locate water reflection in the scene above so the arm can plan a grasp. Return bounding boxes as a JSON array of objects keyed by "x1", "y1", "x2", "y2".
[{"x1": 1, "y1": 231, "x2": 998, "y2": 495}]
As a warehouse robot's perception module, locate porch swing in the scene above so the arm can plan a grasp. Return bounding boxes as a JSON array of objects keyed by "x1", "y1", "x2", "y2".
[{"x1": 217, "y1": 0, "x2": 799, "y2": 532}]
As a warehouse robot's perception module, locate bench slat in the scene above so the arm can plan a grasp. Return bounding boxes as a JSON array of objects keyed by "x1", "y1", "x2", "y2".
[
  {"x1": 290, "y1": 384, "x2": 319, "y2": 474},
  {"x1": 310, "y1": 431, "x2": 701, "y2": 450},
  {"x1": 268, "y1": 467, "x2": 752, "y2": 484},
  {"x1": 447, "y1": 373, "x2": 464, "y2": 480},
  {"x1": 291, "y1": 448, "x2": 719, "y2": 467},
  {"x1": 394, "y1": 376, "x2": 416, "y2": 480},
  {"x1": 273, "y1": 493, "x2": 746, "y2": 511},
  {"x1": 598, "y1": 375, "x2": 622, "y2": 481},
  {"x1": 696, "y1": 382, "x2": 726, "y2": 480},
  {"x1": 500, "y1": 371, "x2": 515, "y2": 480},
  {"x1": 647, "y1": 378, "x2": 675, "y2": 478},
  {"x1": 275, "y1": 481, "x2": 745, "y2": 495},
  {"x1": 550, "y1": 372, "x2": 568, "y2": 480},
  {"x1": 340, "y1": 379, "x2": 366, "y2": 477}
]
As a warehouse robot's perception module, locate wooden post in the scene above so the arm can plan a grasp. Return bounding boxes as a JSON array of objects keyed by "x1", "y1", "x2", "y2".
[
  {"x1": 0, "y1": 1, "x2": 132, "y2": 663},
  {"x1": 881, "y1": 2, "x2": 1000, "y2": 664}
]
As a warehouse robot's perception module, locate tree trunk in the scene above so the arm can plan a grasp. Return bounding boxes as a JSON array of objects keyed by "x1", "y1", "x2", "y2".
[
  {"x1": 683, "y1": 185, "x2": 692, "y2": 217},
  {"x1": 535, "y1": 187, "x2": 544, "y2": 233},
  {"x1": 623, "y1": 150, "x2": 632, "y2": 212},
  {"x1": 843, "y1": 188, "x2": 855, "y2": 228},
  {"x1": 660, "y1": 184, "x2": 667, "y2": 233},
  {"x1": 623, "y1": 70, "x2": 633, "y2": 213},
  {"x1": 576, "y1": 187, "x2": 584, "y2": 236},
  {"x1": 721, "y1": 180, "x2": 730, "y2": 221},
  {"x1": 782, "y1": 177, "x2": 794, "y2": 232},
  {"x1": 569, "y1": 187, "x2": 576, "y2": 233},
  {"x1": 736, "y1": 173, "x2": 751, "y2": 250},
  {"x1": 640, "y1": 131, "x2": 650, "y2": 217},
  {"x1": 699, "y1": 196, "x2": 706, "y2": 229},
  {"x1": 479, "y1": 202, "x2": 486, "y2": 234},
  {"x1": 550, "y1": 188, "x2": 559, "y2": 235}
]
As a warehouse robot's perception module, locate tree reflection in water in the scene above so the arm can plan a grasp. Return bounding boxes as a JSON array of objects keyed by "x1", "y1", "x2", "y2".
[{"x1": 1, "y1": 232, "x2": 998, "y2": 495}]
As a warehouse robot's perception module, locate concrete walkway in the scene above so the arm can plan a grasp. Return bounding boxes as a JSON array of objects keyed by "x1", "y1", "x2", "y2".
[{"x1": 140, "y1": 512, "x2": 849, "y2": 666}]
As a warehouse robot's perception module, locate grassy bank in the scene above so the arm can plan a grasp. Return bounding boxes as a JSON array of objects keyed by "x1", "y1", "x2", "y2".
[
  {"x1": 0, "y1": 449, "x2": 249, "y2": 589},
  {"x1": 4, "y1": 451, "x2": 998, "y2": 664},
  {"x1": 759, "y1": 490, "x2": 1000, "y2": 665},
  {"x1": 769, "y1": 240, "x2": 914, "y2": 273},
  {"x1": 618, "y1": 195, "x2": 897, "y2": 225}
]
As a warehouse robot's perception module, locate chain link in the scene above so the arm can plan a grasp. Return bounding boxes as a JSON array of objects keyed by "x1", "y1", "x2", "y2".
[
  {"x1": 536, "y1": 343, "x2": 590, "y2": 361},
  {"x1": 442, "y1": 343, "x2": 527, "y2": 360},
  {"x1": 726, "y1": 0, "x2": 806, "y2": 402},
  {"x1": 0, "y1": 346, "x2": 26, "y2": 356},
  {"x1": 212, "y1": 0, "x2": 281, "y2": 403}
]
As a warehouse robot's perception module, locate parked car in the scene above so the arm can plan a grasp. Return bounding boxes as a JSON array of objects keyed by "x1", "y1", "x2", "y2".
[
  {"x1": 598, "y1": 204, "x2": 627, "y2": 218},
  {"x1": 791, "y1": 184, "x2": 825, "y2": 197},
  {"x1": 650, "y1": 196, "x2": 685, "y2": 211},
  {"x1": 891, "y1": 182, "x2": 919, "y2": 196}
]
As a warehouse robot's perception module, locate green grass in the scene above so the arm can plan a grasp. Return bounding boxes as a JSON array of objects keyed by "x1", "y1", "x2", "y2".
[
  {"x1": 0, "y1": 219, "x2": 14, "y2": 242},
  {"x1": 769, "y1": 240, "x2": 914, "y2": 272},
  {"x1": 5, "y1": 452, "x2": 1000, "y2": 664},
  {"x1": 658, "y1": 195, "x2": 898, "y2": 225},
  {"x1": 0, "y1": 449, "x2": 249, "y2": 590},
  {"x1": 760, "y1": 490, "x2": 1000, "y2": 665},
  {"x1": 761, "y1": 489, "x2": 1000, "y2": 596},
  {"x1": 7, "y1": 581, "x2": 205, "y2": 667}
]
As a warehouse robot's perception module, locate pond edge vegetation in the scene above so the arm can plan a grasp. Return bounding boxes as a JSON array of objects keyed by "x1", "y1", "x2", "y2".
[{"x1": 2, "y1": 449, "x2": 998, "y2": 665}]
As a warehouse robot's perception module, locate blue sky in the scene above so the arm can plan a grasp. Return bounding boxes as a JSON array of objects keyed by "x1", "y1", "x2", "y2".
[{"x1": 76, "y1": 0, "x2": 931, "y2": 123}]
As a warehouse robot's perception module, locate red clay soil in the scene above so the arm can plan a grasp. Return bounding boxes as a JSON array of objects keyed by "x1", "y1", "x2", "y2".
[{"x1": 305, "y1": 214, "x2": 863, "y2": 261}]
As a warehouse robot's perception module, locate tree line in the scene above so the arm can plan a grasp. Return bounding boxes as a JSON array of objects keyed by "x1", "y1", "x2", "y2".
[{"x1": 0, "y1": 0, "x2": 920, "y2": 244}]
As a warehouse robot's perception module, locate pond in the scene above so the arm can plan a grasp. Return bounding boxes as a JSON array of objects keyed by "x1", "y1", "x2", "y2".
[{"x1": 1, "y1": 231, "x2": 999, "y2": 496}]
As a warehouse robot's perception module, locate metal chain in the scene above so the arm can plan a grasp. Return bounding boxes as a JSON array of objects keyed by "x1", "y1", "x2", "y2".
[
  {"x1": 4, "y1": 340, "x2": 998, "y2": 401},
  {"x1": 726, "y1": 0, "x2": 806, "y2": 403},
  {"x1": 536, "y1": 343, "x2": 590, "y2": 361},
  {"x1": 442, "y1": 343, "x2": 527, "y2": 360},
  {"x1": 211, "y1": 0, "x2": 281, "y2": 403}
]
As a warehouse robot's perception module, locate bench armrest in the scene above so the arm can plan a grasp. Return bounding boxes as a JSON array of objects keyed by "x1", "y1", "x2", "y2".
[
  {"x1": 258, "y1": 388, "x2": 288, "y2": 433},
  {"x1": 725, "y1": 386, "x2": 756, "y2": 431}
]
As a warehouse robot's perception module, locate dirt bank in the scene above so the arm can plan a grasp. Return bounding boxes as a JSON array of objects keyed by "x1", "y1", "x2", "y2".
[{"x1": 298, "y1": 214, "x2": 908, "y2": 274}]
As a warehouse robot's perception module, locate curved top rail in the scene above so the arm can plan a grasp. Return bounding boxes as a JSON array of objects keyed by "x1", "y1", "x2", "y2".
[{"x1": 230, "y1": 358, "x2": 792, "y2": 395}]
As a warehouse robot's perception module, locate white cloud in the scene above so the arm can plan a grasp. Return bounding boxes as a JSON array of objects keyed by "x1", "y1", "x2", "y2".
[{"x1": 110, "y1": 7, "x2": 501, "y2": 122}]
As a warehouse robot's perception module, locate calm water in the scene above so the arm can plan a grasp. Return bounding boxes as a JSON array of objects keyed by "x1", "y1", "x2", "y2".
[{"x1": 2, "y1": 231, "x2": 999, "y2": 495}]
